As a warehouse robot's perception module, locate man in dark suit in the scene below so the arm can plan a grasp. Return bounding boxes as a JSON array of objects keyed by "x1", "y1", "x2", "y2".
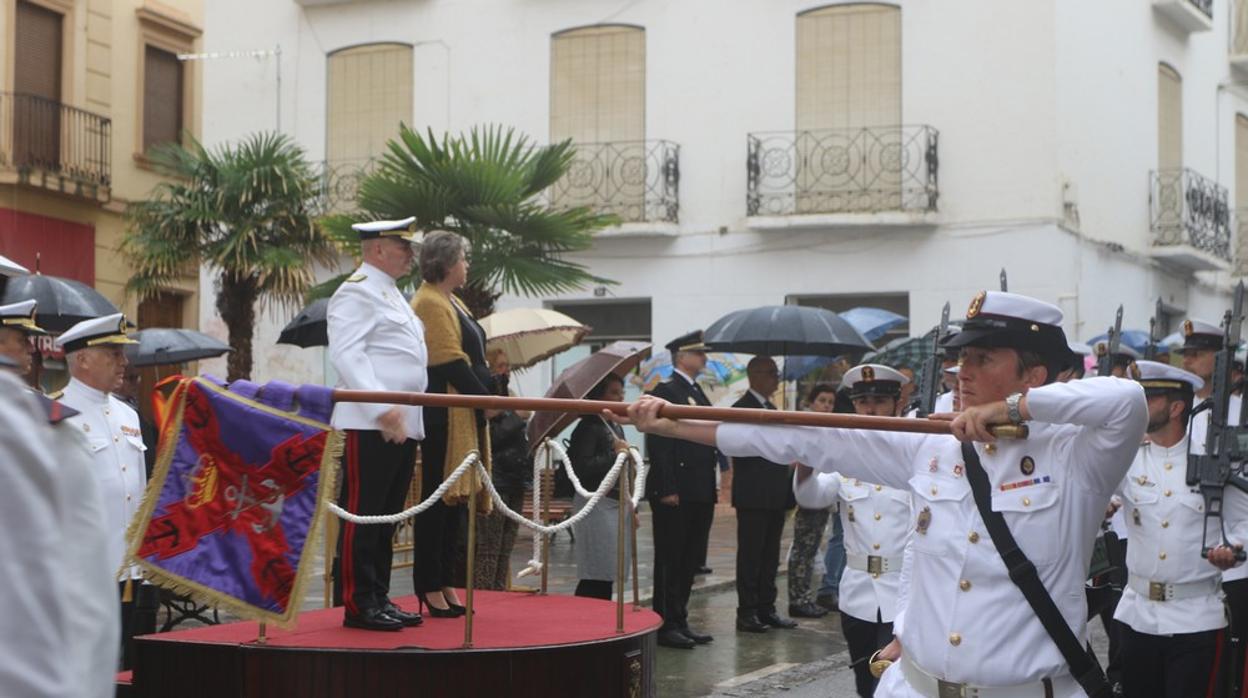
[
  {"x1": 646, "y1": 330, "x2": 719, "y2": 649},
  {"x1": 731, "y1": 356, "x2": 798, "y2": 633}
]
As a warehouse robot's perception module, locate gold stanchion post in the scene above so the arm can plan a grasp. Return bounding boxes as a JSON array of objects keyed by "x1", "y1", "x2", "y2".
[
  {"x1": 541, "y1": 442, "x2": 553, "y2": 595},
  {"x1": 616, "y1": 454, "x2": 628, "y2": 634},
  {"x1": 464, "y1": 457, "x2": 478, "y2": 649},
  {"x1": 629, "y1": 459, "x2": 640, "y2": 611}
]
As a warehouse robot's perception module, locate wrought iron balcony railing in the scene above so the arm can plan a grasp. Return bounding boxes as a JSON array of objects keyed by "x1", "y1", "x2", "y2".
[
  {"x1": 1149, "y1": 168, "x2": 1231, "y2": 262},
  {"x1": 747, "y1": 125, "x2": 938, "y2": 217},
  {"x1": 549, "y1": 140, "x2": 680, "y2": 224},
  {"x1": 312, "y1": 156, "x2": 381, "y2": 215},
  {"x1": 1190, "y1": 0, "x2": 1214, "y2": 19},
  {"x1": 0, "y1": 92, "x2": 111, "y2": 194}
]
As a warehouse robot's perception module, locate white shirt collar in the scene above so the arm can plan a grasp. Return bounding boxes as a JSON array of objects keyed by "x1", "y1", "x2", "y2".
[
  {"x1": 673, "y1": 369, "x2": 698, "y2": 386},
  {"x1": 64, "y1": 376, "x2": 111, "y2": 406},
  {"x1": 748, "y1": 388, "x2": 771, "y2": 407},
  {"x1": 358, "y1": 261, "x2": 398, "y2": 288},
  {"x1": 1146, "y1": 433, "x2": 1189, "y2": 458}
]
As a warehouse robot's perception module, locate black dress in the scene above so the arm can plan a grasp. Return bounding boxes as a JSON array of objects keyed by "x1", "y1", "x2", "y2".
[{"x1": 412, "y1": 300, "x2": 493, "y2": 593}]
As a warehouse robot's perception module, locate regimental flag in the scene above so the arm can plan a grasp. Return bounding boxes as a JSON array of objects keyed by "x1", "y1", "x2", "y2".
[{"x1": 126, "y1": 376, "x2": 341, "y2": 626}]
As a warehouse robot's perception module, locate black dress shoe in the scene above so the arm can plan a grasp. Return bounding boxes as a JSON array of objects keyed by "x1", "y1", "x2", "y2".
[
  {"x1": 816, "y1": 593, "x2": 839, "y2": 610},
  {"x1": 657, "y1": 627, "x2": 697, "y2": 649},
  {"x1": 695, "y1": 566, "x2": 712, "y2": 575},
  {"x1": 383, "y1": 601, "x2": 423, "y2": 627},
  {"x1": 343, "y1": 607, "x2": 403, "y2": 631},
  {"x1": 680, "y1": 626, "x2": 713, "y2": 644},
  {"x1": 736, "y1": 615, "x2": 769, "y2": 633},
  {"x1": 789, "y1": 602, "x2": 829, "y2": 618},
  {"x1": 760, "y1": 612, "x2": 798, "y2": 629}
]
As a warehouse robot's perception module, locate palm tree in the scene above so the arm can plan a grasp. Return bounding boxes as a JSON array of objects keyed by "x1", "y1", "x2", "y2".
[
  {"x1": 122, "y1": 133, "x2": 338, "y2": 380},
  {"x1": 315, "y1": 124, "x2": 615, "y2": 317}
]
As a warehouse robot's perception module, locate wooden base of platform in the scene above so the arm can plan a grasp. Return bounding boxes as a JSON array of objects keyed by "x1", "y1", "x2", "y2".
[{"x1": 123, "y1": 590, "x2": 661, "y2": 698}]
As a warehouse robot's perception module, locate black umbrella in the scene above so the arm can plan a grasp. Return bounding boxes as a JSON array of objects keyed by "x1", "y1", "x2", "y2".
[
  {"x1": 1, "y1": 273, "x2": 121, "y2": 333},
  {"x1": 704, "y1": 305, "x2": 874, "y2": 357},
  {"x1": 125, "y1": 328, "x2": 232, "y2": 367},
  {"x1": 277, "y1": 298, "x2": 330, "y2": 348}
]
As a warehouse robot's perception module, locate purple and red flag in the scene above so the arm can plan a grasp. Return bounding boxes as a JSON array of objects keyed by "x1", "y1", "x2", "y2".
[{"x1": 126, "y1": 376, "x2": 340, "y2": 625}]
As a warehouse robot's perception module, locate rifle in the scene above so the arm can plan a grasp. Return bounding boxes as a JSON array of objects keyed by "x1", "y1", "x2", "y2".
[
  {"x1": 1145, "y1": 297, "x2": 1162, "y2": 361},
  {"x1": 1187, "y1": 282, "x2": 1248, "y2": 563},
  {"x1": 915, "y1": 302, "x2": 951, "y2": 417},
  {"x1": 1095, "y1": 305, "x2": 1124, "y2": 377}
]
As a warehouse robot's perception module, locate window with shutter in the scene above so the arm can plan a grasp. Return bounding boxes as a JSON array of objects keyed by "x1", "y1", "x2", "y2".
[
  {"x1": 14, "y1": 0, "x2": 64, "y2": 169},
  {"x1": 143, "y1": 46, "x2": 184, "y2": 152}
]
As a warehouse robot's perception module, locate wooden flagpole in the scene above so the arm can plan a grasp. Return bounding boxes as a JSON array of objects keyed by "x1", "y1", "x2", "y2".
[{"x1": 330, "y1": 390, "x2": 1027, "y2": 439}]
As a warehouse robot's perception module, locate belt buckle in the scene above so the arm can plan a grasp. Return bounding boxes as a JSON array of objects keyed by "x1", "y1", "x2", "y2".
[
  {"x1": 1149, "y1": 581, "x2": 1167, "y2": 602},
  {"x1": 936, "y1": 680, "x2": 967, "y2": 698},
  {"x1": 867, "y1": 555, "x2": 883, "y2": 575}
]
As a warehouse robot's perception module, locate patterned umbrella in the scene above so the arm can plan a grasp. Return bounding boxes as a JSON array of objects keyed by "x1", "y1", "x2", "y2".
[
  {"x1": 480, "y1": 308, "x2": 590, "y2": 370},
  {"x1": 863, "y1": 331, "x2": 937, "y2": 372},
  {"x1": 840, "y1": 306, "x2": 908, "y2": 342}
]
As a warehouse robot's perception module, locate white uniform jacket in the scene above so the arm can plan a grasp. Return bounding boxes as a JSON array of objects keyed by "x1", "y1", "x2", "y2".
[
  {"x1": 59, "y1": 378, "x2": 147, "y2": 580},
  {"x1": 1192, "y1": 395, "x2": 1248, "y2": 582},
  {"x1": 1113, "y1": 435, "x2": 1226, "y2": 635},
  {"x1": 793, "y1": 471, "x2": 913, "y2": 623},
  {"x1": 718, "y1": 377, "x2": 1147, "y2": 690},
  {"x1": 328, "y1": 262, "x2": 428, "y2": 438},
  {"x1": 0, "y1": 374, "x2": 117, "y2": 698}
]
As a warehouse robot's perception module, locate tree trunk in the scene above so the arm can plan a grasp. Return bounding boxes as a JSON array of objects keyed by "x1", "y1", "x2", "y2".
[
  {"x1": 217, "y1": 273, "x2": 259, "y2": 381},
  {"x1": 458, "y1": 282, "x2": 500, "y2": 319}
]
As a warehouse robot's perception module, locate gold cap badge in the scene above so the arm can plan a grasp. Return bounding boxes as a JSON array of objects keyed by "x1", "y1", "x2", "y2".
[{"x1": 967, "y1": 291, "x2": 987, "y2": 319}]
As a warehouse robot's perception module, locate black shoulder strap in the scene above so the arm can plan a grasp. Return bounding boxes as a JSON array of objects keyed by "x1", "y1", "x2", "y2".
[{"x1": 961, "y1": 441, "x2": 1111, "y2": 698}]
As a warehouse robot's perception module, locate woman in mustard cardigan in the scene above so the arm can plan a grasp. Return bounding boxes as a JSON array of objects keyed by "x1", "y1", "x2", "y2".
[{"x1": 411, "y1": 231, "x2": 495, "y2": 617}]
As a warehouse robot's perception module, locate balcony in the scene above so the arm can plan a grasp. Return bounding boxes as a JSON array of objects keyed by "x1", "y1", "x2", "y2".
[
  {"x1": 1149, "y1": 168, "x2": 1231, "y2": 271},
  {"x1": 1154, "y1": 0, "x2": 1213, "y2": 32},
  {"x1": 549, "y1": 140, "x2": 680, "y2": 234},
  {"x1": 746, "y1": 125, "x2": 938, "y2": 229},
  {"x1": 0, "y1": 92, "x2": 111, "y2": 202}
]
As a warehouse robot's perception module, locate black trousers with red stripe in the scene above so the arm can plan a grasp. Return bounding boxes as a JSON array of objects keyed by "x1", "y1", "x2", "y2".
[
  {"x1": 333, "y1": 430, "x2": 417, "y2": 615},
  {"x1": 1120, "y1": 623, "x2": 1218, "y2": 698}
]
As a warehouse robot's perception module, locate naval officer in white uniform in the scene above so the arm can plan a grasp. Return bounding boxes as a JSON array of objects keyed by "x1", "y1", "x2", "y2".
[
  {"x1": 619, "y1": 291, "x2": 1148, "y2": 697},
  {"x1": 55, "y1": 313, "x2": 149, "y2": 669},
  {"x1": 793, "y1": 363, "x2": 915, "y2": 697}
]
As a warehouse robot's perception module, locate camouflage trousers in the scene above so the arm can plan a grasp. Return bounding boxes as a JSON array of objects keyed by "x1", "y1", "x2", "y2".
[{"x1": 787, "y1": 505, "x2": 832, "y2": 606}]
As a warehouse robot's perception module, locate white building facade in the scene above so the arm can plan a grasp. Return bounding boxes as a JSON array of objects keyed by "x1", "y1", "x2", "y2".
[{"x1": 198, "y1": 0, "x2": 1248, "y2": 395}]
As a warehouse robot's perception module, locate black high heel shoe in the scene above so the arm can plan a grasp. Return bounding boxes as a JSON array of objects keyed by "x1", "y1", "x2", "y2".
[
  {"x1": 441, "y1": 591, "x2": 471, "y2": 617},
  {"x1": 416, "y1": 591, "x2": 459, "y2": 618}
]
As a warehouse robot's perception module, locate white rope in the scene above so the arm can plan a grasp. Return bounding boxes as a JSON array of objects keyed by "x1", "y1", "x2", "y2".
[
  {"x1": 323, "y1": 452, "x2": 482, "y2": 525},
  {"x1": 323, "y1": 440, "x2": 650, "y2": 582}
]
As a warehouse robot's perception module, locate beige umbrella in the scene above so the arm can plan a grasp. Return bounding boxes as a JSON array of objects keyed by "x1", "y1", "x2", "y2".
[{"x1": 479, "y1": 308, "x2": 591, "y2": 370}]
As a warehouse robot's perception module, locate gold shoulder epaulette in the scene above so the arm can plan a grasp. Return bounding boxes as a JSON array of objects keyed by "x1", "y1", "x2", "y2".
[{"x1": 346, "y1": 274, "x2": 367, "y2": 283}]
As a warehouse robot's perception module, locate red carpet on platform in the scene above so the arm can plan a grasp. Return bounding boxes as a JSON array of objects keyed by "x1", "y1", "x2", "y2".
[{"x1": 141, "y1": 590, "x2": 661, "y2": 651}]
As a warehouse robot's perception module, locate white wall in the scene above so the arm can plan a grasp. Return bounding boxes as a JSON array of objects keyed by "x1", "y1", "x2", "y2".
[{"x1": 197, "y1": 0, "x2": 1244, "y2": 389}]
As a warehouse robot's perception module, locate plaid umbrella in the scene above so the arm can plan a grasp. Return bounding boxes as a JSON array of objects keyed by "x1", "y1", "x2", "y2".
[{"x1": 863, "y1": 330, "x2": 936, "y2": 372}]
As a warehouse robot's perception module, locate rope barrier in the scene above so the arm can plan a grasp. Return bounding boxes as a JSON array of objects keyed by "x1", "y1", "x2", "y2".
[{"x1": 323, "y1": 443, "x2": 649, "y2": 581}]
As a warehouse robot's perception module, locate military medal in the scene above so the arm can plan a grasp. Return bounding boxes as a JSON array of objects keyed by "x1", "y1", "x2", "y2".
[
  {"x1": 929, "y1": 456, "x2": 939, "y2": 473},
  {"x1": 953, "y1": 463, "x2": 964, "y2": 477},
  {"x1": 1132, "y1": 508, "x2": 1141, "y2": 526},
  {"x1": 1020, "y1": 456, "x2": 1035, "y2": 476},
  {"x1": 916, "y1": 506, "x2": 932, "y2": 535},
  {"x1": 847, "y1": 505, "x2": 856, "y2": 522}
]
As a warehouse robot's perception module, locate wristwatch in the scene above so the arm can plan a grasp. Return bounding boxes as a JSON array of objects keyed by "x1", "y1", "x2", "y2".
[{"x1": 1005, "y1": 392, "x2": 1025, "y2": 424}]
